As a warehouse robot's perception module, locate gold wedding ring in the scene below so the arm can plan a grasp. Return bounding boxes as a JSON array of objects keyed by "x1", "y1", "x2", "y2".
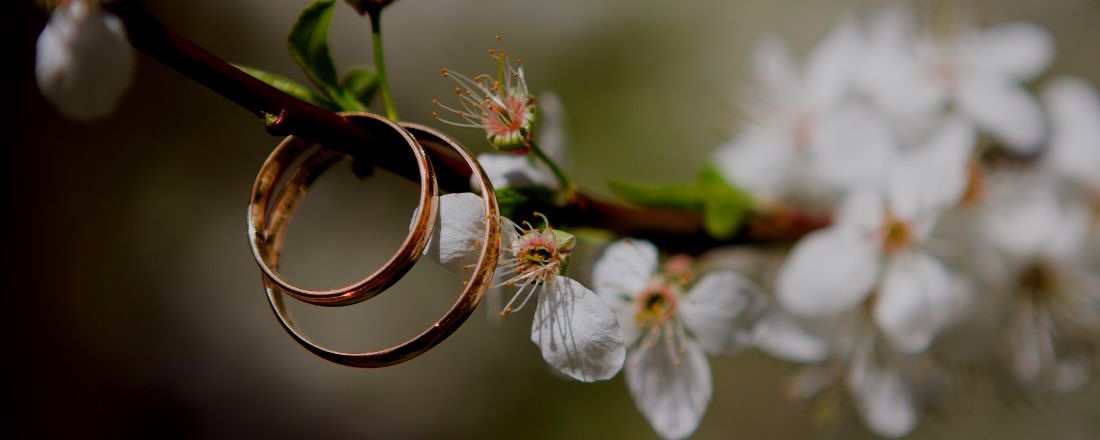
[
  {"x1": 248, "y1": 113, "x2": 437, "y2": 306},
  {"x1": 248, "y1": 113, "x2": 501, "y2": 367}
]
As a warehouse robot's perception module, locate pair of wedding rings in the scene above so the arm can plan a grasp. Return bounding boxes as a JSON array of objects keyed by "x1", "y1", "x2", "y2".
[{"x1": 247, "y1": 113, "x2": 501, "y2": 367}]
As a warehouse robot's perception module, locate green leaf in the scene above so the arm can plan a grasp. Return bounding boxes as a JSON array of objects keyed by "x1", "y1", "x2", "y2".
[
  {"x1": 607, "y1": 180, "x2": 707, "y2": 209},
  {"x1": 609, "y1": 165, "x2": 755, "y2": 239},
  {"x1": 342, "y1": 66, "x2": 380, "y2": 108},
  {"x1": 234, "y1": 64, "x2": 338, "y2": 110},
  {"x1": 703, "y1": 197, "x2": 748, "y2": 239},
  {"x1": 287, "y1": 0, "x2": 362, "y2": 110}
]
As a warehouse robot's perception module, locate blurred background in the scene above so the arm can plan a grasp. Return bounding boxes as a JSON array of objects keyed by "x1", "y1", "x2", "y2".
[{"x1": 6, "y1": 0, "x2": 1100, "y2": 438}]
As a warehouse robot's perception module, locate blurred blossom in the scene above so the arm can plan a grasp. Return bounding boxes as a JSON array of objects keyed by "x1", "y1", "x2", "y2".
[
  {"x1": 593, "y1": 239, "x2": 764, "y2": 439},
  {"x1": 758, "y1": 311, "x2": 927, "y2": 438},
  {"x1": 426, "y1": 193, "x2": 625, "y2": 382},
  {"x1": 713, "y1": 18, "x2": 894, "y2": 202},
  {"x1": 857, "y1": 5, "x2": 1054, "y2": 153},
  {"x1": 776, "y1": 186, "x2": 971, "y2": 354},
  {"x1": 1041, "y1": 76, "x2": 1100, "y2": 194},
  {"x1": 475, "y1": 91, "x2": 569, "y2": 190},
  {"x1": 979, "y1": 173, "x2": 1100, "y2": 392},
  {"x1": 35, "y1": 0, "x2": 134, "y2": 120}
]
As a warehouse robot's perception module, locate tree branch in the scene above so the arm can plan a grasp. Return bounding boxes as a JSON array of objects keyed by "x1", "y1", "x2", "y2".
[{"x1": 103, "y1": 1, "x2": 828, "y2": 254}]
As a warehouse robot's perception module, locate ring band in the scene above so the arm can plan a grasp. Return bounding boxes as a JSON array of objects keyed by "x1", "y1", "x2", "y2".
[
  {"x1": 255, "y1": 117, "x2": 501, "y2": 367},
  {"x1": 248, "y1": 112, "x2": 438, "y2": 306}
]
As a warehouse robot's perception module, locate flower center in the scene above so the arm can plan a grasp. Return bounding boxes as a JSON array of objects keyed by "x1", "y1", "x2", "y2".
[
  {"x1": 1018, "y1": 262, "x2": 1061, "y2": 298},
  {"x1": 635, "y1": 281, "x2": 678, "y2": 327},
  {"x1": 881, "y1": 216, "x2": 913, "y2": 253},
  {"x1": 496, "y1": 217, "x2": 576, "y2": 317}
]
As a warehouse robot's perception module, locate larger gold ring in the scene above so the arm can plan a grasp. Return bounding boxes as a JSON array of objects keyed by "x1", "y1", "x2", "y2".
[
  {"x1": 255, "y1": 118, "x2": 501, "y2": 367},
  {"x1": 248, "y1": 112, "x2": 437, "y2": 306}
]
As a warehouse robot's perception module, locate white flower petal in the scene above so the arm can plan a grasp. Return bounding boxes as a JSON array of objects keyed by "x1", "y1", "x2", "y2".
[
  {"x1": 963, "y1": 22, "x2": 1054, "y2": 81},
  {"x1": 836, "y1": 191, "x2": 885, "y2": 236},
  {"x1": 1045, "y1": 195, "x2": 1092, "y2": 263},
  {"x1": 847, "y1": 352, "x2": 917, "y2": 438},
  {"x1": 805, "y1": 18, "x2": 864, "y2": 108},
  {"x1": 1042, "y1": 76, "x2": 1100, "y2": 192},
  {"x1": 888, "y1": 117, "x2": 976, "y2": 214},
  {"x1": 531, "y1": 276, "x2": 626, "y2": 382},
  {"x1": 858, "y1": 18, "x2": 946, "y2": 119},
  {"x1": 958, "y1": 72, "x2": 1045, "y2": 153},
  {"x1": 476, "y1": 153, "x2": 557, "y2": 190},
  {"x1": 873, "y1": 252, "x2": 961, "y2": 353},
  {"x1": 36, "y1": 0, "x2": 134, "y2": 120},
  {"x1": 680, "y1": 272, "x2": 766, "y2": 356},
  {"x1": 713, "y1": 126, "x2": 796, "y2": 201},
  {"x1": 627, "y1": 329, "x2": 712, "y2": 440},
  {"x1": 777, "y1": 228, "x2": 879, "y2": 317},
  {"x1": 751, "y1": 36, "x2": 800, "y2": 97},
  {"x1": 983, "y1": 178, "x2": 1064, "y2": 260},
  {"x1": 810, "y1": 105, "x2": 897, "y2": 195},
  {"x1": 536, "y1": 91, "x2": 570, "y2": 168},
  {"x1": 752, "y1": 311, "x2": 828, "y2": 362},
  {"x1": 424, "y1": 192, "x2": 487, "y2": 276},
  {"x1": 593, "y1": 239, "x2": 658, "y2": 303},
  {"x1": 1009, "y1": 301, "x2": 1045, "y2": 384}
]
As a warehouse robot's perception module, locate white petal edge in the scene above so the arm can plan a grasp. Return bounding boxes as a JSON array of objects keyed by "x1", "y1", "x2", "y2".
[
  {"x1": 957, "y1": 71, "x2": 1045, "y2": 154},
  {"x1": 531, "y1": 276, "x2": 626, "y2": 382},
  {"x1": 805, "y1": 17, "x2": 864, "y2": 108},
  {"x1": 963, "y1": 22, "x2": 1054, "y2": 81},
  {"x1": 423, "y1": 192, "x2": 487, "y2": 277},
  {"x1": 777, "y1": 227, "x2": 879, "y2": 317},
  {"x1": 712, "y1": 126, "x2": 797, "y2": 201},
  {"x1": 847, "y1": 351, "x2": 917, "y2": 438},
  {"x1": 626, "y1": 328, "x2": 712, "y2": 440},
  {"x1": 751, "y1": 35, "x2": 800, "y2": 97},
  {"x1": 592, "y1": 238, "x2": 658, "y2": 303},
  {"x1": 887, "y1": 117, "x2": 977, "y2": 217},
  {"x1": 1041, "y1": 76, "x2": 1100, "y2": 192},
  {"x1": 873, "y1": 252, "x2": 960, "y2": 353},
  {"x1": 752, "y1": 311, "x2": 828, "y2": 362},
  {"x1": 809, "y1": 105, "x2": 897, "y2": 195},
  {"x1": 536, "y1": 91, "x2": 571, "y2": 168},
  {"x1": 680, "y1": 271, "x2": 766, "y2": 355},
  {"x1": 475, "y1": 153, "x2": 557, "y2": 190}
]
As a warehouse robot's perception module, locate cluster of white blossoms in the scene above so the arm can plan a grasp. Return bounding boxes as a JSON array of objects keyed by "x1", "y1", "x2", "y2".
[
  {"x1": 713, "y1": 4, "x2": 1100, "y2": 438},
  {"x1": 433, "y1": 4, "x2": 1100, "y2": 439}
]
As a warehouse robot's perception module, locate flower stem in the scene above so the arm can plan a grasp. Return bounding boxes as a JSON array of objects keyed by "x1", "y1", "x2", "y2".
[
  {"x1": 528, "y1": 140, "x2": 575, "y2": 197},
  {"x1": 367, "y1": 6, "x2": 398, "y2": 121}
]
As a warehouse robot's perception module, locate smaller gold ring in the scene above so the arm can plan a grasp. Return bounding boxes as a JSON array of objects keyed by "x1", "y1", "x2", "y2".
[
  {"x1": 260, "y1": 121, "x2": 501, "y2": 367},
  {"x1": 247, "y1": 112, "x2": 438, "y2": 306}
]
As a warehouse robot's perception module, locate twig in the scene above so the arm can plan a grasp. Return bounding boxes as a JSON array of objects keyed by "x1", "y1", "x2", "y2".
[{"x1": 102, "y1": 1, "x2": 828, "y2": 254}]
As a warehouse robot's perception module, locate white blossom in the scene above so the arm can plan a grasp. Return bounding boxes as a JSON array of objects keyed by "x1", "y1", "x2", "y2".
[
  {"x1": 36, "y1": 0, "x2": 135, "y2": 120},
  {"x1": 593, "y1": 239, "x2": 764, "y2": 439},
  {"x1": 434, "y1": 50, "x2": 535, "y2": 152},
  {"x1": 979, "y1": 173, "x2": 1100, "y2": 392},
  {"x1": 760, "y1": 312, "x2": 920, "y2": 438},
  {"x1": 425, "y1": 193, "x2": 625, "y2": 382},
  {"x1": 474, "y1": 92, "x2": 569, "y2": 190},
  {"x1": 857, "y1": 5, "x2": 1053, "y2": 153},
  {"x1": 776, "y1": 173, "x2": 971, "y2": 354},
  {"x1": 714, "y1": 19, "x2": 898, "y2": 202},
  {"x1": 1041, "y1": 76, "x2": 1100, "y2": 194}
]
